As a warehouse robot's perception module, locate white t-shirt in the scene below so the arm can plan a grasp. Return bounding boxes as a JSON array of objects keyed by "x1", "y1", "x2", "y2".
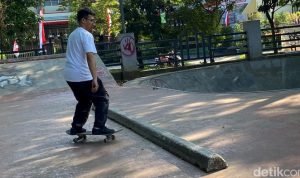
[{"x1": 64, "y1": 27, "x2": 97, "y2": 82}]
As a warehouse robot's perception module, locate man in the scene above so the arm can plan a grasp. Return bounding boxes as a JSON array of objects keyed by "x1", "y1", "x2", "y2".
[{"x1": 64, "y1": 7, "x2": 114, "y2": 135}]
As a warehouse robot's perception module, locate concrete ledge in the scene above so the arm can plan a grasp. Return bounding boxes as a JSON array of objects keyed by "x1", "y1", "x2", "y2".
[{"x1": 108, "y1": 108, "x2": 228, "y2": 172}]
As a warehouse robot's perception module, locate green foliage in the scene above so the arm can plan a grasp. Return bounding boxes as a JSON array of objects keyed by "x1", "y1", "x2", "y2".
[
  {"x1": 218, "y1": 26, "x2": 233, "y2": 47},
  {"x1": 292, "y1": 0, "x2": 300, "y2": 11},
  {"x1": 248, "y1": 12, "x2": 264, "y2": 21},
  {"x1": 123, "y1": 0, "x2": 181, "y2": 41},
  {"x1": 257, "y1": 8, "x2": 295, "y2": 28},
  {"x1": 231, "y1": 23, "x2": 246, "y2": 48},
  {"x1": 274, "y1": 12, "x2": 292, "y2": 26},
  {"x1": 123, "y1": 0, "x2": 234, "y2": 41},
  {"x1": 287, "y1": 11, "x2": 300, "y2": 24},
  {"x1": 0, "y1": 0, "x2": 39, "y2": 50},
  {"x1": 0, "y1": 2, "x2": 6, "y2": 40},
  {"x1": 0, "y1": 53, "x2": 6, "y2": 60},
  {"x1": 232, "y1": 23, "x2": 243, "y2": 33},
  {"x1": 61, "y1": 0, "x2": 121, "y2": 38},
  {"x1": 61, "y1": 0, "x2": 238, "y2": 42},
  {"x1": 258, "y1": 0, "x2": 292, "y2": 27},
  {"x1": 175, "y1": 6, "x2": 219, "y2": 35},
  {"x1": 176, "y1": 0, "x2": 235, "y2": 36},
  {"x1": 91, "y1": 0, "x2": 121, "y2": 37},
  {"x1": 258, "y1": 0, "x2": 293, "y2": 53}
]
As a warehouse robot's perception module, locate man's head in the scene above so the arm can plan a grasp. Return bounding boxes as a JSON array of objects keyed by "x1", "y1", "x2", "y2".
[{"x1": 77, "y1": 7, "x2": 96, "y2": 32}]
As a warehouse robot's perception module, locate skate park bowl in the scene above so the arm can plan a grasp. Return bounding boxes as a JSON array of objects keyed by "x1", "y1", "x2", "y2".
[{"x1": 127, "y1": 55, "x2": 300, "y2": 93}]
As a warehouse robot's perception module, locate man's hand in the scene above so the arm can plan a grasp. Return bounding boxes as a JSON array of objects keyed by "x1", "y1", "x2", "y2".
[{"x1": 91, "y1": 78, "x2": 99, "y2": 93}]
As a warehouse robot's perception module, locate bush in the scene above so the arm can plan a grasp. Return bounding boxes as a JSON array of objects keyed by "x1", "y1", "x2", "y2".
[{"x1": 0, "y1": 54, "x2": 6, "y2": 60}]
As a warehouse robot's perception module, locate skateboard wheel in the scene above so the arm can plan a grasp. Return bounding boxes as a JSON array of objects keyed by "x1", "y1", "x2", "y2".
[
  {"x1": 104, "y1": 137, "x2": 111, "y2": 143},
  {"x1": 108, "y1": 135, "x2": 114, "y2": 140},
  {"x1": 73, "y1": 135, "x2": 86, "y2": 143},
  {"x1": 104, "y1": 134, "x2": 115, "y2": 143},
  {"x1": 73, "y1": 138, "x2": 80, "y2": 143}
]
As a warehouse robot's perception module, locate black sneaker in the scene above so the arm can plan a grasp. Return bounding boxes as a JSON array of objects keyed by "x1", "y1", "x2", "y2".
[
  {"x1": 92, "y1": 126, "x2": 115, "y2": 135},
  {"x1": 69, "y1": 127, "x2": 86, "y2": 135}
]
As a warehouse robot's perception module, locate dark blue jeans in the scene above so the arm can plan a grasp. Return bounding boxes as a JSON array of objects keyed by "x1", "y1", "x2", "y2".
[{"x1": 67, "y1": 78, "x2": 109, "y2": 129}]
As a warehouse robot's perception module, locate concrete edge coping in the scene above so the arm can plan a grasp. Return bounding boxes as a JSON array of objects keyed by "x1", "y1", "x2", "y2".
[{"x1": 108, "y1": 108, "x2": 228, "y2": 173}]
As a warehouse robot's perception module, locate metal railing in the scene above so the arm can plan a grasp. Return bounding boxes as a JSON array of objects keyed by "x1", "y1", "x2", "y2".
[
  {"x1": 0, "y1": 37, "x2": 66, "y2": 61},
  {"x1": 136, "y1": 31, "x2": 248, "y2": 68},
  {"x1": 261, "y1": 25, "x2": 300, "y2": 53},
  {"x1": 95, "y1": 41, "x2": 121, "y2": 67},
  {"x1": 0, "y1": 48, "x2": 46, "y2": 60},
  {"x1": 180, "y1": 32, "x2": 248, "y2": 64},
  {"x1": 136, "y1": 39, "x2": 179, "y2": 68},
  {"x1": 2, "y1": 25, "x2": 299, "y2": 68},
  {"x1": 207, "y1": 32, "x2": 248, "y2": 62}
]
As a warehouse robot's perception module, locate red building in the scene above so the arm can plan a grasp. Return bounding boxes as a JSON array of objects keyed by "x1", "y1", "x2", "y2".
[{"x1": 36, "y1": 0, "x2": 71, "y2": 41}]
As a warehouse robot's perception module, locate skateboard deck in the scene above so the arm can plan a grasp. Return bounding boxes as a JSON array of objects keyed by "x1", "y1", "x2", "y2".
[{"x1": 66, "y1": 129, "x2": 122, "y2": 143}]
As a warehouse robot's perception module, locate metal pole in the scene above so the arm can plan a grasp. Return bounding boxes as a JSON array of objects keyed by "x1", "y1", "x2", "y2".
[{"x1": 119, "y1": 0, "x2": 126, "y2": 33}]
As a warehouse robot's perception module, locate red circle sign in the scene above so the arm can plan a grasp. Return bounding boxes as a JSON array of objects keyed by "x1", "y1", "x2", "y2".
[{"x1": 120, "y1": 36, "x2": 136, "y2": 56}]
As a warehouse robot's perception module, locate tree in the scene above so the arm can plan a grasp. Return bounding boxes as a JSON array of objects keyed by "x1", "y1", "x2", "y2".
[
  {"x1": 0, "y1": 0, "x2": 39, "y2": 50},
  {"x1": 121, "y1": 0, "x2": 238, "y2": 41},
  {"x1": 291, "y1": 0, "x2": 300, "y2": 12},
  {"x1": 258, "y1": 0, "x2": 292, "y2": 53},
  {"x1": 123, "y1": 0, "x2": 149, "y2": 41},
  {"x1": 176, "y1": 0, "x2": 235, "y2": 35},
  {"x1": 0, "y1": 2, "x2": 6, "y2": 51},
  {"x1": 123, "y1": 0, "x2": 180, "y2": 41},
  {"x1": 91, "y1": 0, "x2": 121, "y2": 38},
  {"x1": 61, "y1": 0, "x2": 121, "y2": 40}
]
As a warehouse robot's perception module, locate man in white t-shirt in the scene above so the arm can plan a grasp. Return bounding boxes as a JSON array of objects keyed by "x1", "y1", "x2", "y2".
[{"x1": 64, "y1": 7, "x2": 115, "y2": 135}]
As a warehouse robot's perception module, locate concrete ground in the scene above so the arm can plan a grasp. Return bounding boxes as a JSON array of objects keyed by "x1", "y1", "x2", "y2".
[
  {"x1": 1, "y1": 58, "x2": 300, "y2": 177},
  {"x1": 108, "y1": 86, "x2": 300, "y2": 178},
  {"x1": 0, "y1": 91, "x2": 204, "y2": 178}
]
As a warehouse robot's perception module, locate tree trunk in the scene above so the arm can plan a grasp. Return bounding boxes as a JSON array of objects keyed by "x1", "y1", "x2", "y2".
[{"x1": 266, "y1": 12, "x2": 278, "y2": 54}]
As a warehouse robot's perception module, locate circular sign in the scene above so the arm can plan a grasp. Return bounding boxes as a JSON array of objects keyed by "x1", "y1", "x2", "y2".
[{"x1": 120, "y1": 36, "x2": 136, "y2": 56}]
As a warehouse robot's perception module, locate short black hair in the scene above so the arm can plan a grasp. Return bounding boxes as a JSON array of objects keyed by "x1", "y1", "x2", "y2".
[{"x1": 76, "y1": 7, "x2": 95, "y2": 22}]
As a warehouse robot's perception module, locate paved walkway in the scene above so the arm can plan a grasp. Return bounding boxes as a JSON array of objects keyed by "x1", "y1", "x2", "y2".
[
  {"x1": 0, "y1": 90, "x2": 204, "y2": 178},
  {"x1": 107, "y1": 86, "x2": 300, "y2": 178}
]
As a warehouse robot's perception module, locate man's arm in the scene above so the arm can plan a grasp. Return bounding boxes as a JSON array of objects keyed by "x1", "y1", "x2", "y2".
[{"x1": 87, "y1": 52, "x2": 98, "y2": 93}]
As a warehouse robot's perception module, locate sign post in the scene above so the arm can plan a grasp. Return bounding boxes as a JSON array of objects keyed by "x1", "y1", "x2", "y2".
[{"x1": 120, "y1": 33, "x2": 138, "y2": 72}]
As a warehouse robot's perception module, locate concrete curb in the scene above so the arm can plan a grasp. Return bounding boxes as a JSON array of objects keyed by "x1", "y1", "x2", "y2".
[{"x1": 108, "y1": 108, "x2": 228, "y2": 173}]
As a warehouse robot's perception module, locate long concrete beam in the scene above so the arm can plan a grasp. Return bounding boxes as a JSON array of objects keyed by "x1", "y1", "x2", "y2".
[{"x1": 108, "y1": 108, "x2": 228, "y2": 173}]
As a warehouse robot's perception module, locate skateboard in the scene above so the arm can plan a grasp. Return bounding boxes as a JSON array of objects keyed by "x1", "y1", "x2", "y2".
[{"x1": 66, "y1": 129, "x2": 122, "y2": 143}]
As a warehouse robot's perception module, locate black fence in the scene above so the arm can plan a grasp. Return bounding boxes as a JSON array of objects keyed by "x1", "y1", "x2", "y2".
[
  {"x1": 0, "y1": 32, "x2": 250, "y2": 67},
  {"x1": 0, "y1": 48, "x2": 44, "y2": 60},
  {"x1": 1, "y1": 25, "x2": 299, "y2": 68},
  {"x1": 179, "y1": 32, "x2": 248, "y2": 63},
  {"x1": 95, "y1": 41, "x2": 121, "y2": 67},
  {"x1": 0, "y1": 36, "x2": 66, "y2": 60},
  {"x1": 261, "y1": 25, "x2": 300, "y2": 53},
  {"x1": 136, "y1": 31, "x2": 248, "y2": 68},
  {"x1": 137, "y1": 39, "x2": 180, "y2": 68}
]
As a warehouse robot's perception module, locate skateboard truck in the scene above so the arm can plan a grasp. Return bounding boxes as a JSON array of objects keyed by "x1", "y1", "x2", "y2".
[
  {"x1": 73, "y1": 134, "x2": 115, "y2": 143},
  {"x1": 66, "y1": 129, "x2": 122, "y2": 143}
]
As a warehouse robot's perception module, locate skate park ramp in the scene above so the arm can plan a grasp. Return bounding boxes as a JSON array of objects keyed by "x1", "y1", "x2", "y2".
[
  {"x1": 0, "y1": 54, "x2": 118, "y2": 97},
  {"x1": 2, "y1": 54, "x2": 300, "y2": 176},
  {"x1": 127, "y1": 55, "x2": 300, "y2": 92}
]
